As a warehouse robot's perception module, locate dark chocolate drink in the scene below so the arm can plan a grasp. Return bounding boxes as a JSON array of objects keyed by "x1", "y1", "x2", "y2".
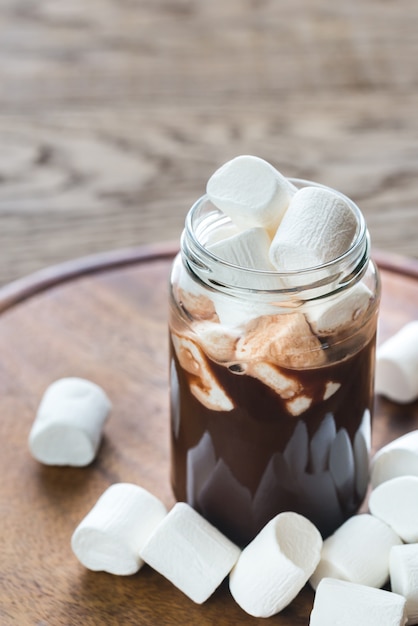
[
  {"x1": 169, "y1": 177, "x2": 380, "y2": 546},
  {"x1": 170, "y1": 327, "x2": 376, "y2": 546}
]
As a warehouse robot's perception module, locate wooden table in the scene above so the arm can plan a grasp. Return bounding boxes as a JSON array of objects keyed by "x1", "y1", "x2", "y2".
[
  {"x1": 0, "y1": 0, "x2": 418, "y2": 286},
  {"x1": 1, "y1": 244, "x2": 417, "y2": 625}
]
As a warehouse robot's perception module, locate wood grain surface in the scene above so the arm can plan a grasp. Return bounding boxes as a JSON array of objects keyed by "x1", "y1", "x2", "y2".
[
  {"x1": 0, "y1": 244, "x2": 417, "y2": 626},
  {"x1": 0, "y1": 0, "x2": 417, "y2": 286}
]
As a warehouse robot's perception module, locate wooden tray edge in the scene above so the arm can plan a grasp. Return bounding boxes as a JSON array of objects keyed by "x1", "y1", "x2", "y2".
[
  {"x1": 0, "y1": 241, "x2": 179, "y2": 314},
  {"x1": 0, "y1": 245, "x2": 416, "y2": 315},
  {"x1": 372, "y1": 248, "x2": 418, "y2": 279}
]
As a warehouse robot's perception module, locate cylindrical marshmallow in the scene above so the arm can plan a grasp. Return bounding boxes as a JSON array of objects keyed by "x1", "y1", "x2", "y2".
[
  {"x1": 269, "y1": 186, "x2": 358, "y2": 271},
  {"x1": 306, "y1": 283, "x2": 372, "y2": 335},
  {"x1": 390, "y1": 544, "x2": 418, "y2": 625},
  {"x1": 229, "y1": 512, "x2": 322, "y2": 618},
  {"x1": 309, "y1": 578, "x2": 407, "y2": 626},
  {"x1": 28, "y1": 377, "x2": 111, "y2": 466},
  {"x1": 310, "y1": 513, "x2": 402, "y2": 590},
  {"x1": 369, "y1": 475, "x2": 418, "y2": 543},
  {"x1": 375, "y1": 321, "x2": 418, "y2": 403},
  {"x1": 207, "y1": 226, "x2": 283, "y2": 295},
  {"x1": 71, "y1": 483, "x2": 167, "y2": 575},
  {"x1": 207, "y1": 227, "x2": 275, "y2": 272},
  {"x1": 370, "y1": 430, "x2": 418, "y2": 488},
  {"x1": 206, "y1": 155, "x2": 294, "y2": 233},
  {"x1": 140, "y1": 502, "x2": 241, "y2": 604}
]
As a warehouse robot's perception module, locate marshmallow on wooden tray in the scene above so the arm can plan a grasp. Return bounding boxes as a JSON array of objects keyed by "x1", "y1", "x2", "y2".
[
  {"x1": 390, "y1": 544, "x2": 418, "y2": 625},
  {"x1": 269, "y1": 186, "x2": 358, "y2": 271},
  {"x1": 309, "y1": 578, "x2": 407, "y2": 626},
  {"x1": 310, "y1": 513, "x2": 402, "y2": 590},
  {"x1": 369, "y1": 475, "x2": 418, "y2": 543},
  {"x1": 140, "y1": 502, "x2": 240, "y2": 604},
  {"x1": 371, "y1": 430, "x2": 418, "y2": 488},
  {"x1": 229, "y1": 512, "x2": 322, "y2": 618},
  {"x1": 206, "y1": 155, "x2": 294, "y2": 233},
  {"x1": 71, "y1": 483, "x2": 167, "y2": 575},
  {"x1": 375, "y1": 321, "x2": 418, "y2": 403},
  {"x1": 28, "y1": 377, "x2": 111, "y2": 466}
]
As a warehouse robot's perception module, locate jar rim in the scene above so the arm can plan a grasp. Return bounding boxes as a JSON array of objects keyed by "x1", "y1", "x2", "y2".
[{"x1": 181, "y1": 178, "x2": 369, "y2": 298}]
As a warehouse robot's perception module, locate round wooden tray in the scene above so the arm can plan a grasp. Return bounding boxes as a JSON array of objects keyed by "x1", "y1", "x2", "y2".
[{"x1": 1, "y1": 244, "x2": 417, "y2": 626}]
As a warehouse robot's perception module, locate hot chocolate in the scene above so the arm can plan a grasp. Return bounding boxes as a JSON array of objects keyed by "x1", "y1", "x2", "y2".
[{"x1": 169, "y1": 161, "x2": 380, "y2": 546}]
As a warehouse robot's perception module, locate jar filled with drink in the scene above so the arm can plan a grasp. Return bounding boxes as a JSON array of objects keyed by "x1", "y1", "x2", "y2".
[{"x1": 169, "y1": 156, "x2": 380, "y2": 546}]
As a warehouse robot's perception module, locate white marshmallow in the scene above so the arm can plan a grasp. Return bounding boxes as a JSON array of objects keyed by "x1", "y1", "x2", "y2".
[
  {"x1": 206, "y1": 155, "x2": 294, "y2": 233},
  {"x1": 369, "y1": 475, "x2": 418, "y2": 543},
  {"x1": 269, "y1": 186, "x2": 358, "y2": 271},
  {"x1": 245, "y1": 361, "x2": 301, "y2": 399},
  {"x1": 375, "y1": 321, "x2": 418, "y2": 403},
  {"x1": 207, "y1": 227, "x2": 285, "y2": 292},
  {"x1": 204, "y1": 221, "x2": 240, "y2": 246},
  {"x1": 286, "y1": 394, "x2": 312, "y2": 416},
  {"x1": 390, "y1": 544, "x2": 418, "y2": 624},
  {"x1": 208, "y1": 227, "x2": 275, "y2": 271},
  {"x1": 193, "y1": 321, "x2": 239, "y2": 363},
  {"x1": 71, "y1": 483, "x2": 167, "y2": 575},
  {"x1": 209, "y1": 292, "x2": 280, "y2": 328},
  {"x1": 310, "y1": 513, "x2": 402, "y2": 590},
  {"x1": 235, "y1": 312, "x2": 325, "y2": 369},
  {"x1": 171, "y1": 333, "x2": 234, "y2": 411},
  {"x1": 306, "y1": 283, "x2": 372, "y2": 335},
  {"x1": 229, "y1": 512, "x2": 322, "y2": 618},
  {"x1": 309, "y1": 578, "x2": 407, "y2": 626},
  {"x1": 28, "y1": 377, "x2": 111, "y2": 466},
  {"x1": 140, "y1": 502, "x2": 240, "y2": 604},
  {"x1": 371, "y1": 430, "x2": 418, "y2": 488}
]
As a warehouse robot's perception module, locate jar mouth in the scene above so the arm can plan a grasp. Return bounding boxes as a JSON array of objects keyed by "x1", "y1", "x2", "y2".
[{"x1": 181, "y1": 178, "x2": 369, "y2": 299}]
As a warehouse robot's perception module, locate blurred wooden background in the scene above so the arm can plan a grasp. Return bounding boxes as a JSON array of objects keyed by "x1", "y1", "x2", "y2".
[{"x1": 0, "y1": 0, "x2": 417, "y2": 286}]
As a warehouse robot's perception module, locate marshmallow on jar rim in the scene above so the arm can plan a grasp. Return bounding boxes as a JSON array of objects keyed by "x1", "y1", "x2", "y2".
[
  {"x1": 28, "y1": 377, "x2": 111, "y2": 467},
  {"x1": 269, "y1": 185, "x2": 358, "y2": 272},
  {"x1": 375, "y1": 321, "x2": 418, "y2": 403},
  {"x1": 370, "y1": 430, "x2": 418, "y2": 488},
  {"x1": 206, "y1": 155, "x2": 294, "y2": 233}
]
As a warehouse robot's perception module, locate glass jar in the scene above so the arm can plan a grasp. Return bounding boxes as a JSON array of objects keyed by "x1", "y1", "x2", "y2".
[{"x1": 169, "y1": 179, "x2": 380, "y2": 546}]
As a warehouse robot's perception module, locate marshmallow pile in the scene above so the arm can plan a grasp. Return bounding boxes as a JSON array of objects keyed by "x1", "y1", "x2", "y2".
[
  {"x1": 71, "y1": 482, "x2": 322, "y2": 617},
  {"x1": 71, "y1": 426, "x2": 418, "y2": 623}
]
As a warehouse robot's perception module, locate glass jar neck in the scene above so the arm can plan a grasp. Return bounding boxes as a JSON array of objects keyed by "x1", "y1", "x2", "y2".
[{"x1": 180, "y1": 179, "x2": 370, "y2": 303}]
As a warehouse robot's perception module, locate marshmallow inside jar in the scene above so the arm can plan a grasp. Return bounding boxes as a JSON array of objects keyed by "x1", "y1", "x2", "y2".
[{"x1": 169, "y1": 158, "x2": 381, "y2": 546}]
